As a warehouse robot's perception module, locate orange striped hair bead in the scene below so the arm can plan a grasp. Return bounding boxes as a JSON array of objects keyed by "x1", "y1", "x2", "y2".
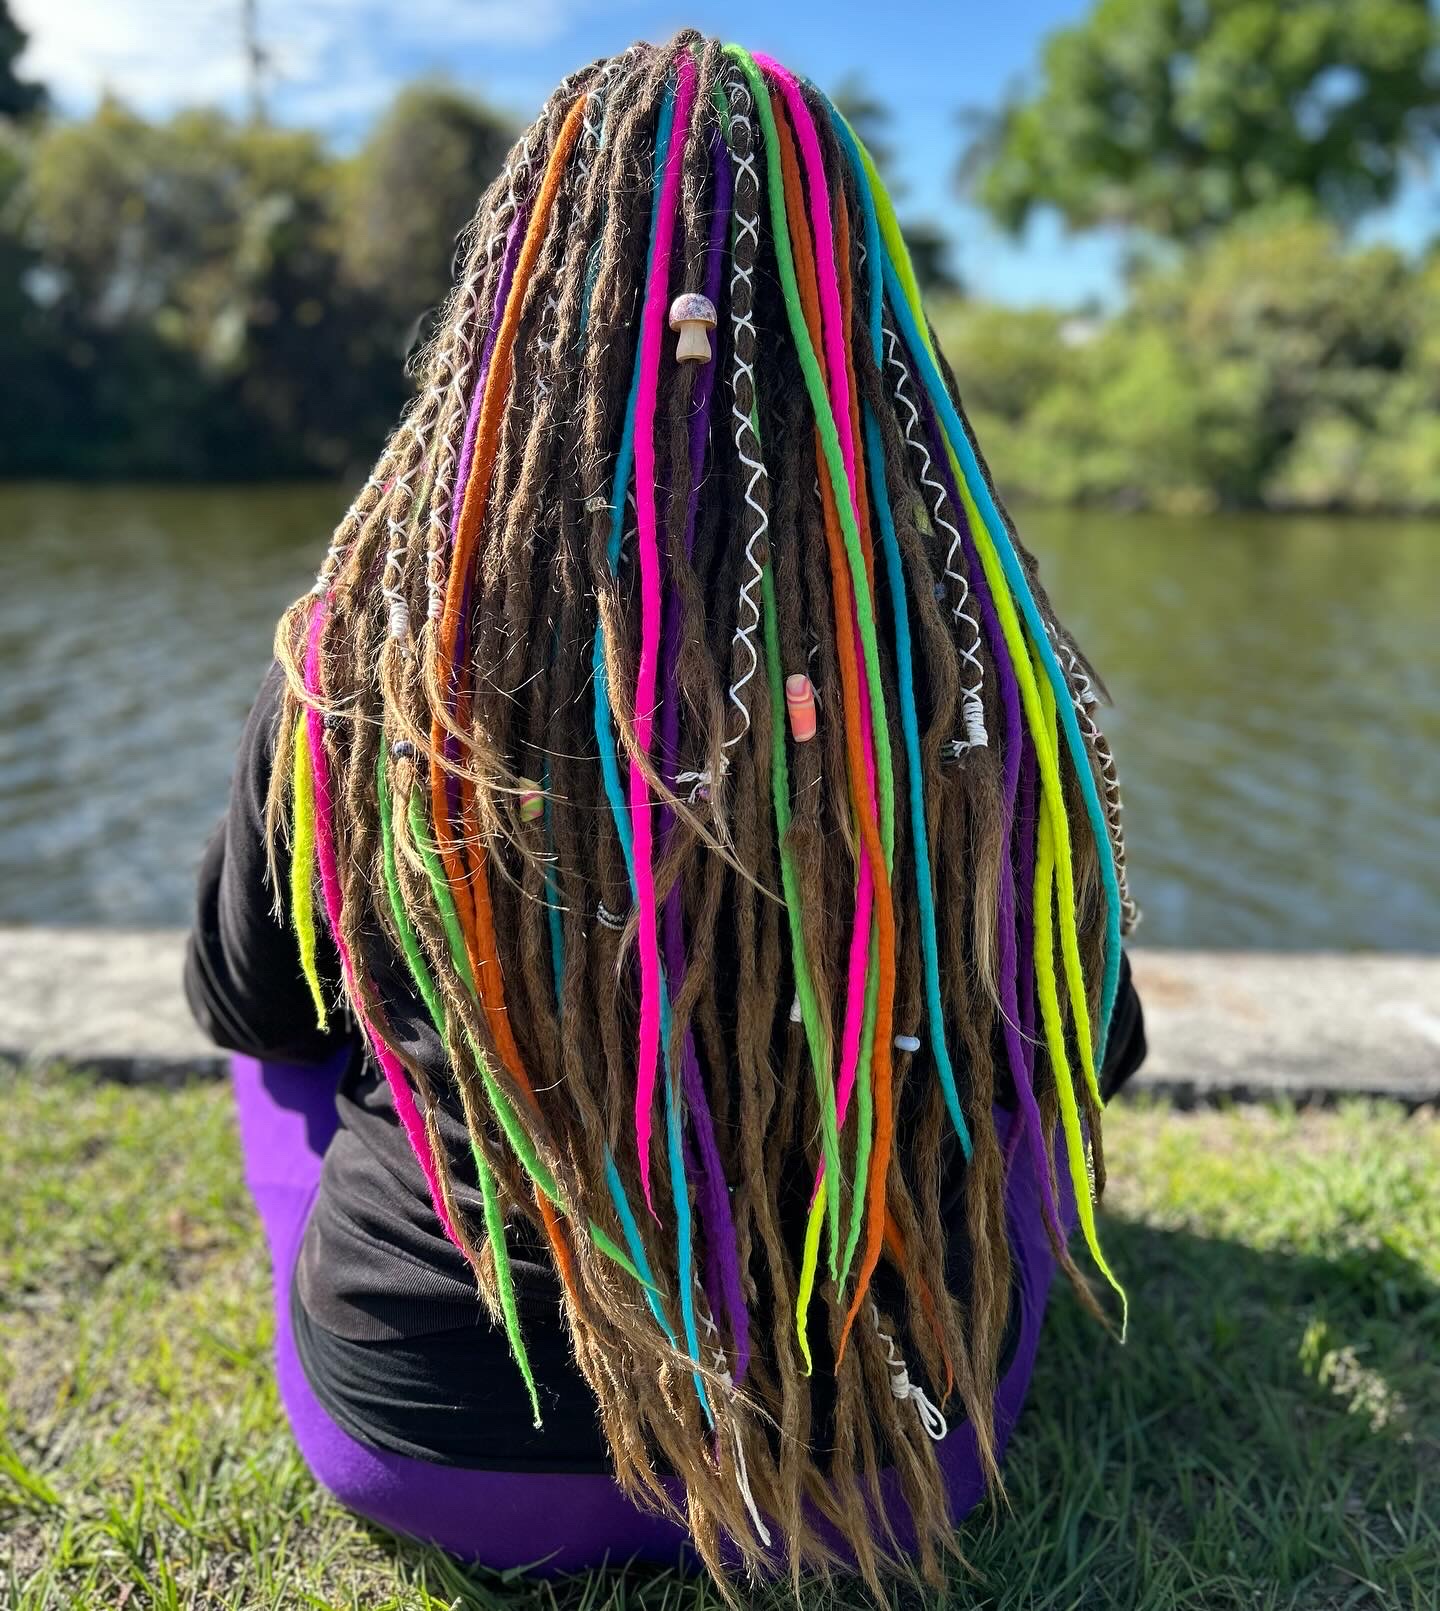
[{"x1": 785, "y1": 673, "x2": 817, "y2": 743}]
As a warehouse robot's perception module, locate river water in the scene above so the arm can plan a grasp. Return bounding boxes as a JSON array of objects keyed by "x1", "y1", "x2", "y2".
[{"x1": 2, "y1": 483, "x2": 1436, "y2": 949}]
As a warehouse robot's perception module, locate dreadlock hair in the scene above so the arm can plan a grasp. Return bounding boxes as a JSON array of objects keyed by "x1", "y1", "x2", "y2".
[{"x1": 268, "y1": 32, "x2": 1140, "y2": 1596}]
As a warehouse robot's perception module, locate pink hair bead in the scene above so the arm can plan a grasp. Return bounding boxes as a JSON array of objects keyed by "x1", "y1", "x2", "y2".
[{"x1": 785, "y1": 673, "x2": 817, "y2": 743}]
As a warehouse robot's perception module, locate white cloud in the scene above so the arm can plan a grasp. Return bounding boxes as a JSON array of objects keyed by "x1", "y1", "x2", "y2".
[
  {"x1": 13, "y1": 0, "x2": 253, "y2": 110},
  {"x1": 11, "y1": 0, "x2": 593, "y2": 125}
]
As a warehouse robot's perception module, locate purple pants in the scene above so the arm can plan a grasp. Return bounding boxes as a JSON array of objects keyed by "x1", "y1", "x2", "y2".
[{"x1": 233, "y1": 1052, "x2": 1062, "y2": 1573}]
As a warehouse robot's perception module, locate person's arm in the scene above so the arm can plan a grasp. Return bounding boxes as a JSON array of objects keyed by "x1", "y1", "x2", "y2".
[
  {"x1": 184, "y1": 663, "x2": 349, "y2": 1064},
  {"x1": 1100, "y1": 949, "x2": 1146, "y2": 1101}
]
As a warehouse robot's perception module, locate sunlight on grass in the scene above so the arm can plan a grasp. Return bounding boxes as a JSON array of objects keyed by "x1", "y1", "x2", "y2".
[{"x1": 1, "y1": 1069, "x2": 1436, "y2": 1610}]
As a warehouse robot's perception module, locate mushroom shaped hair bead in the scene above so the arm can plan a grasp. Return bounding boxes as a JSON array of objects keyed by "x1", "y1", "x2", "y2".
[{"x1": 669, "y1": 292, "x2": 717, "y2": 363}]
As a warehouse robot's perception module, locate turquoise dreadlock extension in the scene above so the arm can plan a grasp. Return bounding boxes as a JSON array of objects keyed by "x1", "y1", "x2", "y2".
[{"x1": 836, "y1": 126, "x2": 1127, "y2": 1318}]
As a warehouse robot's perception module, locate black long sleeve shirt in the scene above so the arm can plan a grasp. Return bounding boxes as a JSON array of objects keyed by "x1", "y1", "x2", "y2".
[{"x1": 186, "y1": 664, "x2": 1145, "y2": 1469}]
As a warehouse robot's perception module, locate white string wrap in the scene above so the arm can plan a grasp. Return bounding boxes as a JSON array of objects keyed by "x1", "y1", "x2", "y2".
[
  {"x1": 380, "y1": 455, "x2": 420, "y2": 642},
  {"x1": 579, "y1": 43, "x2": 636, "y2": 164},
  {"x1": 1046, "y1": 622, "x2": 1140, "y2": 933},
  {"x1": 533, "y1": 291, "x2": 562, "y2": 402},
  {"x1": 697, "y1": 1294, "x2": 772, "y2": 1548},
  {"x1": 883, "y1": 321, "x2": 989, "y2": 755},
  {"x1": 870, "y1": 1304, "x2": 947, "y2": 1442},
  {"x1": 312, "y1": 472, "x2": 384, "y2": 595},
  {"x1": 596, "y1": 901, "x2": 627, "y2": 931},
  {"x1": 675, "y1": 756, "x2": 728, "y2": 804},
  {"x1": 721, "y1": 78, "x2": 767, "y2": 752},
  {"x1": 424, "y1": 96, "x2": 557, "y2": 623}
]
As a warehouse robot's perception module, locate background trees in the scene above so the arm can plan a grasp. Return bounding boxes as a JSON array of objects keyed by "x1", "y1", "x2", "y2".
[
  {"x1": 936, "y1": 221, "x2": 1440, "y2": 512},
  {"x1": 950, "y1": 0, "x2": 1440, "y2": 510},
  {"x1": 0, "y1": 4, "x2": 512, "y2": 479},
  {"x1": 966, "y1": 0, "x2": 1440, "y2": 242},
  {"x1": 339, "y1": 84, "x2": 514, "y2": 338},
  {"x1": 3, "y1": 0, "x2": 1439, "y2": 504}
]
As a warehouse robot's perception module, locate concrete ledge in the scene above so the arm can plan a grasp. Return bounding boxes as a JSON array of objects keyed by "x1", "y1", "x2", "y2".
[
  {"x1": 1124, "y1": 949, "x2": 1439, "y2": 1110},
  {"x1": 1, "y1": 928, "x2": 1436, "y2": 1106},
  {"x1": 0, "y1": 929, "x2": 224, "y2": 1084}
]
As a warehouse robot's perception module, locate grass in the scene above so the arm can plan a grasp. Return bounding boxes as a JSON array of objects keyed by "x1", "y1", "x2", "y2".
[{"x1": 1, "y1": 1065, "x2": 1436, "y2": 1611}]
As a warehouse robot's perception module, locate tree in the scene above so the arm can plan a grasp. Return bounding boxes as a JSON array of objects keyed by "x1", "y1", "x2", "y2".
[
  {"x1": 19, "y1": 99, "x2": 399, "y2": 475},
  {"x1": 900, "y1": 220, "x2": 962, "y2": 297},
  {"x1": 831, "y1": 74, "x2": 963, "y2": 295},
  {"x1": 0, "y1": 0, "x2": 44, "y2": 122},
  {"x1": 830, "y1": 72, "x2": 896, "y2": 178},
  {"x1": 965, "y1": 0, "x2": 1440, "y2": 241},
  {"x1": 340, "y1": 82, "x2": 513, "y2": 348},
  {"x1": 10, "y1": 81, "x2": 516, "y2": 478},
  {"x1": 935, "y1": 216, "x2": 1440, "y2": 512}
]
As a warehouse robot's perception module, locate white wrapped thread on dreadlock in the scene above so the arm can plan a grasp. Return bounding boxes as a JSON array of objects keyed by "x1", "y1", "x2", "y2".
[
  {"x1": 424, "y1": 177, "x2": 521, "y2": 622},
  {"x1": 870, "y1": 1304, "x2": 947, "y2": 1442},
  {"x1": 423, "y1": 106, "x2": 557, "y2": 624},
  {"x1": 721, "y1": 73, "x2": 767, "y2": 752},
  {"x1": 313, "y1": 471, "x2": 385, "y2": 595},
  {"x1": 381, "y1": 457, "x2": 421, "y2": 643},
  {"x1": 1047, "y1": 621, "x2": 1140, "y2": 933},
  {"x1": 676, "y1": 757, "x2": 727, "y2": 803},
  {"x1": 414, "y1": 61, "x2": 606, "y2": 625},
  {"x1": 696, "y1": 1292, "x2": 773, "y2": 1549},
  {"x1": 579, "y1": 46, "x2": 631, "y2": 161},
  {"x1": 882, "y1": 320, "x2": 989, "y2": 756}
]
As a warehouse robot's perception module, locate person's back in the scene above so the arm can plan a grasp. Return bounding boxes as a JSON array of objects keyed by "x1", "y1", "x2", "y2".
[{"x1": 187, "y1": 32, "x2": 1145, "y2": 1593}]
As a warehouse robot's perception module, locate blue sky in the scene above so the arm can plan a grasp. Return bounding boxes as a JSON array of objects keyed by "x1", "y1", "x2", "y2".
[{"x1": 14, "y1": 0, "x2": 1437, "y2": 307}]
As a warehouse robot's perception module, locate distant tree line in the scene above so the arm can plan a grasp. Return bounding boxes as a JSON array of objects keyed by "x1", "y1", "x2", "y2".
[
  {"x1": 4, "y1": 0, "x2": 1440, "y2": 506},
  {"x1": 1, "y1": 10, "x2": 513, "y2": 479},
  {"x1": 936, "y1": 218, "x2": 1440, "y2": 513},
  {"x1": 953, "y1": 0, "x2": 1440, "y2": 512}
]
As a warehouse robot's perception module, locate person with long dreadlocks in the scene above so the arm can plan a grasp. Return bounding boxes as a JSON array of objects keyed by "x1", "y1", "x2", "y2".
[{"x1": 186, "y1": 33, "x2": 1146, "y2": 1592}]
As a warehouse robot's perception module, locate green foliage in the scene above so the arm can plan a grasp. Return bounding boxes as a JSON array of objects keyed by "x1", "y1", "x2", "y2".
[
  {"x1": 1, "y1": 81, "x2": 509, "y2": 478},
  {"x1": 940, "y1": 218, "x2": 1440, "y2": 512},
  {"x1": 0, "y1": 0, "x2": 43, "y2": 123},
  {"x1": 2, "y1": 6, "x2": 1435, "y2": 501},
  {"x1": 26, "y1": 103, "x2": 326, "y2": 328},
  {"x1": 968, "y1": 0, "x2": 1440, "y2": 241},
  {"x1": 896, "y1": 217, "x2": 961, "y2": 296},
  {"x1": 934, "y1": 303, "x2": 1073, "y2": 422},
  {"x1": 830, "y1": 73, "x2": 964, "y2": 294},
  {"x1": 340, "y1": 83, "x2": 513, "y2": 330}
]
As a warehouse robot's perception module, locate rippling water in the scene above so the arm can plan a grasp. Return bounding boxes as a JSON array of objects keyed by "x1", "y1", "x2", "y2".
[{"x1": 2, "y1": 483, "x2": 1437, "y2": 948}]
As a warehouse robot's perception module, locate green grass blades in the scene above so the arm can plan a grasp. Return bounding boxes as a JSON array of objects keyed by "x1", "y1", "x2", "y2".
[{"x1": 2, "y1": 1064, "x2": 1436, "y2": 1610}]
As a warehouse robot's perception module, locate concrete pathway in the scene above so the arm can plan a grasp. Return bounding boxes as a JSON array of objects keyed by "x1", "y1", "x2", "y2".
[{"x1": 1, "y1": 928, "x2": 1436, "y2": 1105}]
